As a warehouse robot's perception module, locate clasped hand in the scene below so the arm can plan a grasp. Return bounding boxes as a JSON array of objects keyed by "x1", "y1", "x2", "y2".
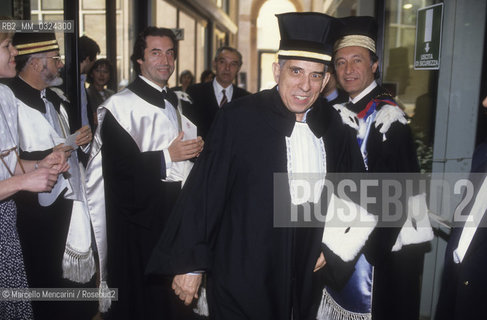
[
  {"x1": 172, "y1": 273, "x2": 203, "y2": 306},
  {"x1": 21, "y1": 150, "x2": 69, "y2": 193},
  {"x1": 169, "y1": 132, "x2": 204, "y2": 162}
]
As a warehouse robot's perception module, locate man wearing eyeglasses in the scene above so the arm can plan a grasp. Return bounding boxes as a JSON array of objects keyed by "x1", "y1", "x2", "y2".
[
  {"x1": 8, "y1": 32, "x2": 96, "y2": 320},
  {"x1": 186, "y1": 46, "x2": 250, "y2": 139}
]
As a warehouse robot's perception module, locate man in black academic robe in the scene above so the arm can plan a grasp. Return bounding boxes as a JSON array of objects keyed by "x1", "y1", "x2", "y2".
[
  {"x1": 186, "y1": 46, "x2": 250, "y2": 139},
  {"x1": 326, "y1": 16, "x2": 433, "y2": 320},
  {"x1": 147, "y1": 13, "x2": 369, "y2": 320}
]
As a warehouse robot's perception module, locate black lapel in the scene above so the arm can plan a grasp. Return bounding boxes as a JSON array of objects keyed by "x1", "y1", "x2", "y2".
[
  {"x1": 345, "y1": 85, "x2": 382, "y2": 113},
  {"x1": 127, "y1": 76, "x2": 178, "y2": 109},
  {"x1": 8, "y1": 77, "x2": 46, "y2": 113},
  {"x1": 260, "y1": 87, "x2": 296, "y2": 137}
]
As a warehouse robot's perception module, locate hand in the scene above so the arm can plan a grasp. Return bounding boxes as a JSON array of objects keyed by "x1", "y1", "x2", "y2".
[
  {"x1": 168, "y1": 132, "x2": 204, "y2": 162},
  {"x1": 39, "y1": 150, "x2": 69, "y2": 173},
  {"x1": 172, "y1": 273, "x2": 203, "y2": 306},
  {"x1": 19, "y1": 168, "x2": 61, "y2": 193},
  {"x1": 53, "y1": 143, "x2": 73, "y2": 158},
  {"x1": 313, "y1": 252, "x2": 326, "y2": 272},
  {"x1": 75, "y1": 125, "x2": 93, "y2": 147}
]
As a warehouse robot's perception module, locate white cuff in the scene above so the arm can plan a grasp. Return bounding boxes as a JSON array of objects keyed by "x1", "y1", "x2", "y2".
[
  {"x1": 163, "y1": 148, "x2": 172, "y2": 170},
  {"x1": 392, "y1": 193, "x2": 434, "y2": 252},
  {"x1": 322, "y1": 193, "x2": 377, "y2": 262}
]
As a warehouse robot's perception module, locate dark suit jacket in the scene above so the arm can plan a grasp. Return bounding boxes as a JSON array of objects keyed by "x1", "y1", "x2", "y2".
[
  {"x1": 435, "y1": 163, "x2": 487, "y2": 320},
  {"x1": 86, "y1": 86, "x2": 115, "y2": 115},
  {"x1": 186, "y1": 81, "x2": 250, "y2": 138},
  {"x1": 325, "y1": 88, "x2": 348, "y2": 105}
]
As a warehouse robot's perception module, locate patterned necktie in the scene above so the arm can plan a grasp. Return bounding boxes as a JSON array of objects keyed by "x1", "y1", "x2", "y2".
[{"x1": 219, "y1": 89, "x2": 227, "y2": 107}]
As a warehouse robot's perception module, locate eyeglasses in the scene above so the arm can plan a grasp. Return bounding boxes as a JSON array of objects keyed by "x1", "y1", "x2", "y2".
[
  {"x1": 44, "y1": 55, "x2": 64, "y2": 63},
  {"x1": 0, "y1": 146, "x2": 25, "y2": 176}
]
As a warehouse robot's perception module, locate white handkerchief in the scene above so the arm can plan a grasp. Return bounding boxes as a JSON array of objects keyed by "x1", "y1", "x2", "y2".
[
  {"x1": 181, "y1": 115, "x2": 197, "y2": 141},
  {"x1": 38, "y1": 175, "x2": 67, "y2": 207},
  {"x1": 65, "y1": 131, "x2": 80, "y2": 150}
]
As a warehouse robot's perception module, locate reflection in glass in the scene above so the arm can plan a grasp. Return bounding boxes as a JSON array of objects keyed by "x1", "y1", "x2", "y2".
[
  {"x1": 30, "y1": 0, "x2": 39, "y2": 10},
  {"x1": 384, "y1": 0, "x2": 438, "y2": 172},
  {"x1": 84, "y1": 14, "x2": 106, "y2": 54},
  {"x1": 256, "y1": 0, "x2": 296, "y2": 91},
  {"x1": 82, "y1": 0, "x2": 105, "y2": 10},
  {"x1": 41, "y1": 0, "x2": 63, "y2": 10}
]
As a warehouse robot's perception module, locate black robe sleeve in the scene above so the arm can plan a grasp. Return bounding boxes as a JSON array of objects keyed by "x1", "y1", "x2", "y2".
[
  {"x1": 146, "y1": 108, "x2": 234, "y2": 275},
  {"x1": 362, "y1": 121, "x2": 422, "y2": 265}
]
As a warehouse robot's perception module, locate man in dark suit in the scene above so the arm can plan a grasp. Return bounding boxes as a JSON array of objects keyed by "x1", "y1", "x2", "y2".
[
  {"x1": 322, "y1": 66, "x2": 348, "y2": 105},
  {"x1": 187, "y1": 46, "x2": 250, "y2": 138},
  {"x1": 435, "y1": 121, "x2": 487, "y2": 319}
]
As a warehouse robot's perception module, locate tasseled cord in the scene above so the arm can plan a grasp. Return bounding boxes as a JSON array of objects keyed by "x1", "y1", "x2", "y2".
[
  {"x1": 62, "y1": 247, "x2": 111, "y2": 312},
  {"x1": 62, "y1": 246, "x2": 96, "y2": 283},
  {"x1": 193, "y1": 286, "x2": 209, "y2": 317},
  {"x1": 98, "y1": 280, "x2": 112, "y2": 312},
  {"x1": 316, "y1": 288, "x2": 371, "y2": 320}
]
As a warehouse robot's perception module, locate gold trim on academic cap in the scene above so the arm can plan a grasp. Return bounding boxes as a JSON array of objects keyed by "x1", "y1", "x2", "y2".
[
  {"x1": 16, "y1": 40, "x2": 59, "y2": 55},
  {"x1": 277, "y1": 50, "x2": 332, "y2": 62},
  {"x1": 334, "y1": 35, "x2": 376, "y2": 53}
]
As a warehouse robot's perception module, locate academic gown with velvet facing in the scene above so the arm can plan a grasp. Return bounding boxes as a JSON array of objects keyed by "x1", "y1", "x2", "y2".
[
  {"x1": 338, "y1": 85, "x2": 428, "y2": 320},
  {"x1": 8, "y1": 76, "x2": 96, "y2": 320},
  {"x1": 8, "y1": 79, "x2": 74, "y2": 292},
  {"x1": 99, "y1": 78, "x2": 200, "y2": 320},
  {"x1": 147, "y1": 87, "x2": 365, "y2": 320}
]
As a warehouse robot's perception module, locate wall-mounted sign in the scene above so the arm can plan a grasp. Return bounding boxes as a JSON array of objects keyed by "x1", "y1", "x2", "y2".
[
  {"x1": 414, "y1": 3, "x2": 443, "y2": 70},
  {"x1": 171, "y1": 28, "x2": 184, "y2": 40}
]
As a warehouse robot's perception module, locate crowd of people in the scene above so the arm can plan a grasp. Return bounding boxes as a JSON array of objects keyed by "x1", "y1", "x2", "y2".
[{"x1": 0, "y1": 11, "x2": 485, "y2": 320}]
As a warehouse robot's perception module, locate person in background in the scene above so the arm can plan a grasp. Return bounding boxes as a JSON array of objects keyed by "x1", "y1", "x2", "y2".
[
  {"x1": 0, "y1": 19, "x2": 68, "y2": 320},
  {"x1": 199, "y1": 69, "x2": 214, "y2": 83},
  {"x1": 86, "y1": 58, "x2": 115, "y2": 123},
  {"x1": 78, "y1": 36, "x2": 100, "y2": 132},
  {"x1": 471, "y1": 96, "x2": 487, "y2": 172},
  {"x1": 187, "y1": 46, "x2": 250, "y2": 138},
  {"x1": 322, "y1": 64, "x2": 348, "y2": 105},
  {"x1": 434, "y1": 95, "x2": 487, "y2": 320},
  {"x1": 172, "y1": 69, "x2": 194, "y2": 93}
]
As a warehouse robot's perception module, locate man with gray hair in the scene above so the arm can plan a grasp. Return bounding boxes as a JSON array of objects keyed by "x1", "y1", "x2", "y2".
[
  {"x1": 9, "y1": 31, "x2": 95, "y2": 319},
  {"x1": 147, "y1": 12, "x2": 368, "y2": 319},
  {"x1": 186, "y1": 46, "x2": 250, "y2": 139}
]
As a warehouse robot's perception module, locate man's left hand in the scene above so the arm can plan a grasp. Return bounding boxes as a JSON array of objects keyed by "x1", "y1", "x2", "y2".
[
  {"x1": 314, "y1": 252, "x2": 326, "y2": 272},
  {"x1": 172, "y1": 273, "x2": 203, "y2": 306},
  {"x1": 75, "y1": 125, "x2": 92, "y2": 147}
]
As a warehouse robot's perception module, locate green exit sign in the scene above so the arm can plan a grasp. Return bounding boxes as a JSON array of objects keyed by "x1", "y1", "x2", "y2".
[{"x1": 414, "y1": 3, "x2": 443, "y2": 70}]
